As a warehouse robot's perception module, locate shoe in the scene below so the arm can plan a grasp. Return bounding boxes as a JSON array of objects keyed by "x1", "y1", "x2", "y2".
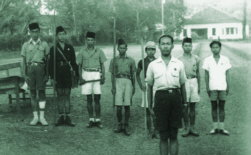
[
  {"x1": 219, "y1": 129, "x2": 230, "y2": 136},
  {"x1": 95, "y1": 121, "x2": 103, "y2": 129},
  {"x1": 86, "y1": 121, "x2": 95, "y2": 128},
  {"x1": 39, "y1": 117, "x2": 48, "y2": 126},
  {"x1": 182, "y1": 129, "x2": 190, "y2": 137},
  {"x1": 209, "y1": 129, "x2": 218, "y2": 135},
  {"x1": 30, "y1": 117, "x2": 39, "y2": 126},
  {"x1": 114, "y1": 123, "x2": 123, "y2": 133},
  {"x1": 189, "y1": 129, "x2": 199, "y2": 137},
  {"x1": 123, "y1": 124, "x2": 131, "y2": 136},
  {"x1": 55, "y1": 115, "x2": 65, "y2": 126},
  {"x1": 65, "y1": 116, "x2": 75, "y2": 127}
]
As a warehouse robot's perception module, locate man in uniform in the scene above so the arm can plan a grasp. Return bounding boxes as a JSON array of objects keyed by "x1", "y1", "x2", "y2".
[
  {"x1": 202, "y1": 41, "x2": 231, "y2": 135},
  {"x1": 77, "y1": 32, "x2": 107, "y2": 128},
  {"x1": 179, "y1": 38, "x2": 200, "y2": 137},
  {"x1": 110, "y1": 39, "x2": 136, "y2": 136},
  {"x1": 21, "y1": 22, "x2": 50, "y2": 126},
  {"x1": 136, "y1": 41, "x2": 158, "y2": 138},
  {"x1": 49, "y1": 26, "x2": 79, "y2": 127},
  {"x1": 146, "y1": 35, "x2": 187, "y2": 155}
]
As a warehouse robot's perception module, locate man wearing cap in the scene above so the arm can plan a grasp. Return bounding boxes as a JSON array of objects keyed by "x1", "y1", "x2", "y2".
[
  {"x1": 179, "y1": 37, "x2": 200, "y2": 137},
  {"x1": 109, "y1": 39, "x2": 136, "y2": 136},
  {"x1": 48, "y1": 26, "x2": 79, "y2": 127},
  {"x1": 146, "y1": 35, "x2": 187, "y2": 155},
  {"x1": 21, "y1": 22, "x2": 50, "y2": 126},
  {"x1": 136, "y1": 41, "x2": 158, "y2": 138},
  {"x1": 77, "y1": 31, "x2": 107, "y2": 128}
]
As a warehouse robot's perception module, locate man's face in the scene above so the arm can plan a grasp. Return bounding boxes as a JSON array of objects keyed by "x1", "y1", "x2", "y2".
[
  {"x1": 182, "y1": 42, "x2": 192, "y2": 53},
  {"x1": 30, "y1": 28, "x2": 40, "y2": 41},
  {"x1": 57, "y1": 32, "x2": 67, "y2": 42},
  {"x1": 211, "y1": 43, "x2": 221, "y2": 55},
  {"x1": 159, "y1": 37, "x2": 173, "y2": 57},
  {"x1": 86, "y1": 37, "x2": 95, "y2": 47},
  {"x1": 118, "y1": 44, "x2": 127, "y2": 55},
  {"x1": 145, "y1": 48, "x2": 156, "y2": 57}
]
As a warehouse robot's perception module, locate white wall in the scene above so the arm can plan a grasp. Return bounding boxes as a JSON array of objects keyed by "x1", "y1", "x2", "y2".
[{"x1": 180, "y1": 23, "x2": 247, "y2": 40}]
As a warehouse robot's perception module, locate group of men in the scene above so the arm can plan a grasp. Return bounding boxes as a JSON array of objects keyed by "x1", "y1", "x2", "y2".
[{"x1": 21, "y1": 22, "x2": 231, "y2": 155}]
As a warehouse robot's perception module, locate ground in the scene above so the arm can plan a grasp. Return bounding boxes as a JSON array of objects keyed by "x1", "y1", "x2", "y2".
[{"x1": 0, "y1": 41, "x2": 251, "y2": 155}]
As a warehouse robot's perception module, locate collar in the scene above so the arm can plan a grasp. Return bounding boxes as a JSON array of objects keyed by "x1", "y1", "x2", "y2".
[
  {"x1": 156, "y1": 56, "x2": 176, "y2": 63},
  {"x1": 29, "y1": 38, "x2": 41, "y2": 45},
  {"x1": 118, "y1": 54, "x2": 128, "y2": 59},
  {"x1": 146, "y1": 56, "x2": 155, "y2": 61}
]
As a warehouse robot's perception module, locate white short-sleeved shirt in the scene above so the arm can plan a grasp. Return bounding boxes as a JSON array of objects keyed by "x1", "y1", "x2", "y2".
[
  {"x1": 202, "y1": 55, "x2": 231, "y2": 91},
  {"x1": 146, "y1": 57, "x2": 187, "y2": 90}
]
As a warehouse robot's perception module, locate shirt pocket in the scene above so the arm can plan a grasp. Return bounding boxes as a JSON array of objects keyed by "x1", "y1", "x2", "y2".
[
  {"x1": 154, "y1": 72, "x2": 163, "y2": 79},
  {"x1": 171, "y1": 68, "x2": 179, "y2": 78}
]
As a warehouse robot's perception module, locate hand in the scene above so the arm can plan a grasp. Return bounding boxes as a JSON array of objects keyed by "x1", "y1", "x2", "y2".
[
  {"x1": 111, "y1": 87, "x2": 116, "y2": 95},
  {"x1": 24, "y1": 75, "x2": 30, "y2": 83},
  {"x1": 100, "y1": 77, "x2": 105, "y2": 85},
  {"x1": 149, "y1": 108, "x2": 155, "y2": 117},
  {"x1": 79, "y1": 78, "x2": 85, "y2": 85},
  {"x1": 132, "y1": 86, "x2": 135, "y2": 96},
  {"x1": 44, "y1": 75, "x2": 49, "y2": 83},
  {"x1": 49, "y1": 79, "x2": 56, "y2": 86}
]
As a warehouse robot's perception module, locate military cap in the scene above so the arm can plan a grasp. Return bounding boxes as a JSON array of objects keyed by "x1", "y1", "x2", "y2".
[
  {"x1": 182, "y1": 37, "x2": 192, "y2": 44},
  {"x1": 117, "y1": 38, "x2": 127, "y2": 46},
  {"x1": 29, "y1": 22, "x2": 40, "y2": 31},
  {"x1": 56, "y1": 26, "x2": 66, "y2": 35},
  {"x1": 86, "y1": 31, "x2": 96, "y2": 38}
]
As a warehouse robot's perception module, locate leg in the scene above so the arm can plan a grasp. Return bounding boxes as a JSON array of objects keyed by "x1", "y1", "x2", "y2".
[
  {"x1": 189, "y1": 102, "x2": 199, "y2": 136},
  {"x1": 169, "y1": 128, "x2": 179, "y2": 155},
  {"x1": 159, "y1": 131, "x2": 169, "y2": 155},
  {"x1": 146, "y1": 108, "x2": 153, "y2": 135},
  {"x1": 218, "y1": 100, "x2": 229, "y2": 135},
  {"x1": 86, "y1": 94, "x2": 95, "y2": 127},
  {"x1": 182, "y1": 103, "x2": 190, "y2": 137},
  {"x1": 55, "y1": 88, "x2": 65, "y2": 126},
  {"x1": 29, "y1": 90, "x2": 39, "y2": 125},
  {"x1": 124, "y1": 106, "x2": 131, "y2": 136},
  {"x1": 114, "y1": 106, "x2": 123, "y2": 133},
  {"x1": 210, "y1": 101, "x2": 218, "y2": 134},
  {"x1": 38, "y1": 89, "x2": 48, "y2": 126},
  {"x1": 94, "y1": 94, "x2": 102, "y2": 128},
  {"x1": 64, "y1": 88, "x2": 75, "y2": 127}
]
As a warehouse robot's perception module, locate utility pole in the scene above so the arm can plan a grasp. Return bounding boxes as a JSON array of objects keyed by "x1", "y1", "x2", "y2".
[
  {"x1": 161, "y1": 0, "x2": 165, "y2": 34},
  {"x1": 242, "y1": 0, "x2": 247, "y2": 40}
]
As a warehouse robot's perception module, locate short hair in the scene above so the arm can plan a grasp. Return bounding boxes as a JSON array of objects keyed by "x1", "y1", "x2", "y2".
[
  {"x1": 182, "y1": 37, "x2": 192, "y2": 45},
  {"x1": 210, "y1": 41, "x2": 221, "y2": 48},
  {"x1": 159, "y1": 34, "x2": 174, "y2": 44},
  {"x1": 86, "y1": 31, "x2": 96, "y2": 38},
  {"x1": 117, "y1": 38, "x2": 127, "y2": 47}
]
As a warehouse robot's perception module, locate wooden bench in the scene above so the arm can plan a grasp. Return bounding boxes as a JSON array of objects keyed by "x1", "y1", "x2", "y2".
[{"x1": 0, "y1": 61, "x2": 29, "y2": 111}]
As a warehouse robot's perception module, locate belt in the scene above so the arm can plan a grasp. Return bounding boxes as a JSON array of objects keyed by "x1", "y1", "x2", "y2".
[
  {"x1": 115, "y1": 74, "x2": 131, "y2": 79},
  {"x1": 157, "y1": 88, "x2": 180, "y2": 93},
  {"x1": 83, "y1": 68, "x2": 101, "y2": 72},
  {"x1": 27, "y1": 62, "x2": 44, "y2": 66},
  {"x1": 186, "y1": 75, "x2": 197, "y2": 79}
]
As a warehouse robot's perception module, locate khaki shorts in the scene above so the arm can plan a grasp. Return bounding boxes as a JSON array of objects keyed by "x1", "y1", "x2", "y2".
[
  {"x1": 81, "y1": 70, "x2": 101, "y2": 95},
  {"x1": 27, "y1": 64, "x2": 46, "y2": 90},
  {"x1": 210, "y1": 90, "x2": 227, "y2": 101},
  {"x1": 115, "y1": 78, "x2": 132, "y2": 106},
  {"x1": 185, "y1": 78, "x2": 200, "y2": 103}
]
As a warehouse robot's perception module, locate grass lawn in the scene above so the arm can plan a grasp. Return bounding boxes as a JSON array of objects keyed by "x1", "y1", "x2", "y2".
[{"x1": 0, "y1": 41, "x2": 251, "y2": 155}]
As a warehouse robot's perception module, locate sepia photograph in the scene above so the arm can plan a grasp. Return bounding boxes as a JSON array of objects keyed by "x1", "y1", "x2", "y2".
[{"x1": 0, "y1": 0, "x2": 250, "y2": 154}]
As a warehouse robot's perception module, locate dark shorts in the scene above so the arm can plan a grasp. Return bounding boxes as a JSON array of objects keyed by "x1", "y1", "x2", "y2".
[
  {"x1": 159, "y1": 127, "x2": 179, "y2": 140},
  {"x1": 154, "y1": 89, "x2": 183, "y2": 133},
  {"x1": 55, "y1": 65, "x2": 72, "y2": 88},
  {"x1": 27, "y1": 63, "x2": 47, "y2": 90}
]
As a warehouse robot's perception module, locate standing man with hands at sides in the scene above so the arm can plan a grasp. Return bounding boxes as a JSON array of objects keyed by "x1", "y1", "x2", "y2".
[
  {"x1": 109, "y1": 39, "x2": 136, "y2": 136},
  {"x1": 136, "y1": 41, "x2": 158, "y2": 138},
  {"x1": 146, "y1": 35, "x2": 187, "y2": 155},
  {"x1": 48, "y1": 26, "x2": 79, "y2": 127},
  {"x1": 77, "y1": 32, "x2": 107, "y2": 128},
  {"x1": 179, "y1": 37, "x2": 200, "y2": 137},
  {"x1": 202, "y1": 41, "x2": 231, "y2": 135},
  {"x1": 21, "y1": 22, "x2": 50, "y2": 126}
]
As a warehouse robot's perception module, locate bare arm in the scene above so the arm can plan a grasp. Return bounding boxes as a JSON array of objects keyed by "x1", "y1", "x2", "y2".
[
  {"x1": 21, "y1": 56, "x2": 27, "y2": 77},
  {"x1": 196, "y1": 61, "x2": 200, "y2": 93},
  {"x1": 226, "y1": 70, "x2": 230, "y2": 95},
  {"x1": 136, "y1": 67, "x2": 144, "y2": 91},
  {"x1": 205, "y1": 70, "x2": 210, "y2": 96},
  {"x1": 180, "y1": 83, "x2": 187, "y2": 105},
  {"x1": 147, "y1": 84, "x2": 154, "y2": 114}
]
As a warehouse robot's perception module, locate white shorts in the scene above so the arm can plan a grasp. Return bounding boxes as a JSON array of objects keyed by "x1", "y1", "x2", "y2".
[
  {"x1": 185, "y1": 78, "x2": 200, "y2": 103},
  {"x1": 81, "y1": 70, "x2": 101, "y2": 95}
]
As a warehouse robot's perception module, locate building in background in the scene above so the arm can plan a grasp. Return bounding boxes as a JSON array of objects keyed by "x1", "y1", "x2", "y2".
[{"x1": 180, "y1": 6, "x2": 249, "y2": 40}]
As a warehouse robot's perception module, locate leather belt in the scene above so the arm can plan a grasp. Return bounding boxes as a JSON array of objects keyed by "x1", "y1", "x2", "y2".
[
  {"x1": 187, "y1": 75, "x2": 197, "y2": 79},
  {"x1": 115, "y1": 74, "x2": 131, "y2": 79},
  {"x1": 157, "y1": 88, "x2": 180, "y2": 93},
  {"x1": 27, "y1": 62, "x2": 44, "y2": 66},
  {"x1": 83, "y1": 68, "x2": 101, "y2": 72}
]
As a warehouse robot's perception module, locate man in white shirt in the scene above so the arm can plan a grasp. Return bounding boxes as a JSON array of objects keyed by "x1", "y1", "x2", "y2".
[
  {"x1": 202, "y1": 41, "x2": 231, "y2": 135},
  {"x1": 146, "y1": 35, "x2": 187, "y2": 155}
]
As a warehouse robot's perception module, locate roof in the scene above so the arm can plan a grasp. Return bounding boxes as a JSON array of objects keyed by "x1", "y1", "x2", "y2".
[{"x1": 184, "y1": 6, "x2": 242, "y2": 25}]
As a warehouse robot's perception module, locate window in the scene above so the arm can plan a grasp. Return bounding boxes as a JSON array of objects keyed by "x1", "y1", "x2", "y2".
[
  {"x1": 226, "y1": 27, "x2": 236, "y2": 35},
  {"x1": 212, "y1": 28, "x2": 216, "y2": 35}
]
